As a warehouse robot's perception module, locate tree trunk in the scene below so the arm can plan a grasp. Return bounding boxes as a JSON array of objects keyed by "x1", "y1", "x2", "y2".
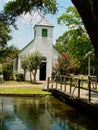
[
  {"x1": 33, "y1": 73, "x2": 36, "y2": 83},
  {"x1": 71, "y1": 0, "x2": 98, "y2": 81},
  {"x1": 32, "y1": 69, "x2": 37, "y2": 83},
  {"x1": 24, "y1": 69, "x2": 26, "y2": 81},
  {"x1": 30, "y1": 71, "x2": 33, "y2": 83}
]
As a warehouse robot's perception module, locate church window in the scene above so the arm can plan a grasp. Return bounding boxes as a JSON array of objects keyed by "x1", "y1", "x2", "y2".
[{"x1": 42, "y1": 29, "x2": 48, "y2": 37}]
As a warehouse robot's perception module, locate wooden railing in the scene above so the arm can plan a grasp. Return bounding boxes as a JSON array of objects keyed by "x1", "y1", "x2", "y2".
[{"x1": 46, "y1": 75, "x2": 98, "y2": 103}]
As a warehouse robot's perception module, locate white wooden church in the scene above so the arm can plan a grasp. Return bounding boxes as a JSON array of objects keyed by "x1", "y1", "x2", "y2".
[{"x1": 13, "y1": 19, "x2": 60, "y2": 81}]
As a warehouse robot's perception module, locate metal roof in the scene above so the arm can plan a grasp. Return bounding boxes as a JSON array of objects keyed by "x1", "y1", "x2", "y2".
[{"x1": 35, "y1": 19, "x2": 54, "y2": 27}]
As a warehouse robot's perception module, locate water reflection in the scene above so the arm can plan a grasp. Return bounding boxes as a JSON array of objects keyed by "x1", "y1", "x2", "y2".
[{"x1": 0, "y1": 96, "x2": 97, "y2": 130}]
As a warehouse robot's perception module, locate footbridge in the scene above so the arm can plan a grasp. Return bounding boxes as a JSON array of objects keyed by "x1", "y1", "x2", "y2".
[{"x1": 42, "y1": 75, "x2": 98, "y2": 117}]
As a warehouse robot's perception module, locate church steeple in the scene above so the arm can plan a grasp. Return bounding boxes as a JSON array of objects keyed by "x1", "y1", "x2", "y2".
[
  {"x1": 37, "y1": 19, "x2": 54, "y2": 27},
  {"x1": 33, "y1": 19, "x2": 54, "y2": 39}
]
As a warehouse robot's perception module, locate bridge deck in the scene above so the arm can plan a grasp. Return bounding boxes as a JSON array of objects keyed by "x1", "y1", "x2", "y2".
[{"x1": 43, "y1": 82, "x2": 98, "y2": 104}]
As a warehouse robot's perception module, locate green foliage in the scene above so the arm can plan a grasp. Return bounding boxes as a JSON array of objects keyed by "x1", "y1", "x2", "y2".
[
  {"x1": 3, "y1": 63, "x2": 13, "y2": 81},
  {"x1": 0, "y1": 85, "x2": 50, "y2": 94},
  {"x1": 3, "y1": 0, "x2": 57, "y2": 27},
  {"x1": 28, "y1": 52, "x2": 43, "y2": 83},
  {"x1": 55, "y1": 32, "x2": 70, "y2": 53},
  {"x1": 15, "y1": 73, "x2": 24, "y2": 81},
  {"x1": 20, "y1": 55, "x2": 29, "y2": 81},
  {"x1": 53, "y1": 52, "x2": 70, "y2": 75},
  {"x1": 0, "y1": 45, "x2": 19, "y2": 81},
  {"x1": 0, "y1": 21, "x2": 12, "y2": 48},
  {"x1": 0, "y1": 63, "x2": 3, "y2": 74},
  {"x1": 28, "y1": 52, "x2": 42, "y2": 70},
  {"x1": 20, "y1": 51, "x2": 43, "y2": 83},
  {"x1": 0, "y1": 0, "x2": 57, "y2": 48},
  {"x1": 55, "y1": 6, "x2": 94, "y2": 74},
  {"x1": 20, "y1": 55, "x2": 28, "y2": 71},
  {"x1": 0, "y1": 45, "x2": 19, "y2": 62},
  {"x1": 4, "y1": 0, "x2": 57, "y2": 14},
  {"x1": 58, "y1": 6, "x2": 83, "y2": 30}
]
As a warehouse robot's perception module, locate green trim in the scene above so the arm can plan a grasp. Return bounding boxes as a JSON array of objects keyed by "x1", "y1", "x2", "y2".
[
  {"x1": 34, "y1": 25, "x2": 54, "y2": 29},
  {"x1": 53, "y1": 45, "x2": 60, "y2": 55},
  {"x1": 19, "y1": 39, "x2": 34, "y2": 54}
]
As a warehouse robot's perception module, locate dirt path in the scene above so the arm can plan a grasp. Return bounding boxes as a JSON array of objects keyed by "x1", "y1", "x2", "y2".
[{"x1": 0, "y1": 81, "x2": 46, "y2": 88}]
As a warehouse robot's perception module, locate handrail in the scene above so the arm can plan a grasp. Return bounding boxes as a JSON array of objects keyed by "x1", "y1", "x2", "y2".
[{"x1": 46, "y1": 75, "x2": 98, "y2": 103}]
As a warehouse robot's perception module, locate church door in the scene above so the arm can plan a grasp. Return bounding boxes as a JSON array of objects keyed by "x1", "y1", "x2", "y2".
[{"x1": 40, "y1": 62, "x2": 46, "y2": 80}]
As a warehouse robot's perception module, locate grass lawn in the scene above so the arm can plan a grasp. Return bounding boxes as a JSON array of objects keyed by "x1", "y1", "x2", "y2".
[
  {"x1": 2, "y1": 80, "x2": 31, "y2": 85},
  {"x1": 0, "y1": 87, "x2": 50, "y2": 95},
  {"x1": 0, "y1": 80, "x2": 50, "y2": 95}
]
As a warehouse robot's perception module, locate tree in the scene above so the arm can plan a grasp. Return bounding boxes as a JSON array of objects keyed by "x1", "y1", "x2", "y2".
[
  {"x1": 3, "y1": 62, "x2": 13, "y2": 80},
  {"x1": 53, "y1": 52, "x2": 79, "y2": 75},
  {"x1": 27, "y1": 52, "x2": 42, "y2": 83},
  {"x1": 0, "y1": 20, "x2": 12, "y2": 48},
  {"x1": 0, "y1": 0, "x2": 57, "y2": 48},
  {"x1": 3, "y1": 0, "x2": 98, "y2": 79},
  {"x1": 0, "y1": 45, "x2": 19, "y2": 62},
  {"x1": 20, "y1": 56, "x2": 28, "y2": 81},
  {"x1": 71, "y1": 0, "x2": 98, "y2": 80},
  {"x1": 0, "y1": 45, "x2": 19, "y2": 80},
  {"x1": 55, "y1": 6, "x2": 93, "y2": 74},
  {"x1": 3, "y1": 0, "x2": 57, "y2": 26},
  {"x1": 55, "y1": 34, "x2": 68, "y2": 54}
]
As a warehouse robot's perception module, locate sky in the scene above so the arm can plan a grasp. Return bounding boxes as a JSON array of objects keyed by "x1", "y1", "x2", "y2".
[{"x1": 0, "y1": 0, "x2": 73, "y2": 50}]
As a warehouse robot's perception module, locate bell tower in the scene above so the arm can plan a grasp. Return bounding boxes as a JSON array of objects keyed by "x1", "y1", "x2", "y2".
[
  {"x1": 33, "y1": 19, "x2": 54, "y2": 40},
  {"x1": 33, "y1": 19, "x2": 54, "y2": 80}
]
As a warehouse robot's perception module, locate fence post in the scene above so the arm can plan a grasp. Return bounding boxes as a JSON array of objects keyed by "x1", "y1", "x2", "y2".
[
  {"x1": 70, "y1": 77, "x2": 72, "y2": 94},
  {"x1": 60, "y1": 75, "x2": 62, "y2": 90},
  {"x1": 55, "y1": 76, "x2": 57, "y2": 89},
  {"x1": 64, "y1": 76, "x2": 66, "y2": 92},
  {"x1": 81, "y1": 77, "x2": 83, "y2": 87},
  {"x1": 88, "y1": 76, "x2": 91, "y2": 102},
  {"x1": 78, "y1": 79, "x2": 80, "y2": 98}
]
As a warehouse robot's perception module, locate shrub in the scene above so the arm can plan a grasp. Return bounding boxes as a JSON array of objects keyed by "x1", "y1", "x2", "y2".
[
  {"x1": 3, "y1": 63, "x2": 13, "y2": 81},
  {"x1": 15, "y1": 73, "x2": 24, "y2": 81}
]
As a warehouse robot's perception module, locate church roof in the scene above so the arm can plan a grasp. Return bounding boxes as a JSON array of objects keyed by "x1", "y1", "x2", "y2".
[{"x1": 35, "y1": 19, "x2": 54, "y2": 27}]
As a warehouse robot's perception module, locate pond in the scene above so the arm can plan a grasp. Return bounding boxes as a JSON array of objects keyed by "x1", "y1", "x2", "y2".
[{"x1": 0, "y1": 95, "x2": 97, "y2": 130}]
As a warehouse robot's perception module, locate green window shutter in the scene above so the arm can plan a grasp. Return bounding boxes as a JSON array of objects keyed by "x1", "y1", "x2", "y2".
[
  {"x1": 42, "y1": 29, "x2": 48, "y2": 37},
  {"x1": 34, "y1": 30, "x2": 36, "y2": 37}
]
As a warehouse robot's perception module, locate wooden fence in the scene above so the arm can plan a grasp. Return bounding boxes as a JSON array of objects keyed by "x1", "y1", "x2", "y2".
[{"x1": 46, "y1": 75, "x2": 98, "y2": 103}]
